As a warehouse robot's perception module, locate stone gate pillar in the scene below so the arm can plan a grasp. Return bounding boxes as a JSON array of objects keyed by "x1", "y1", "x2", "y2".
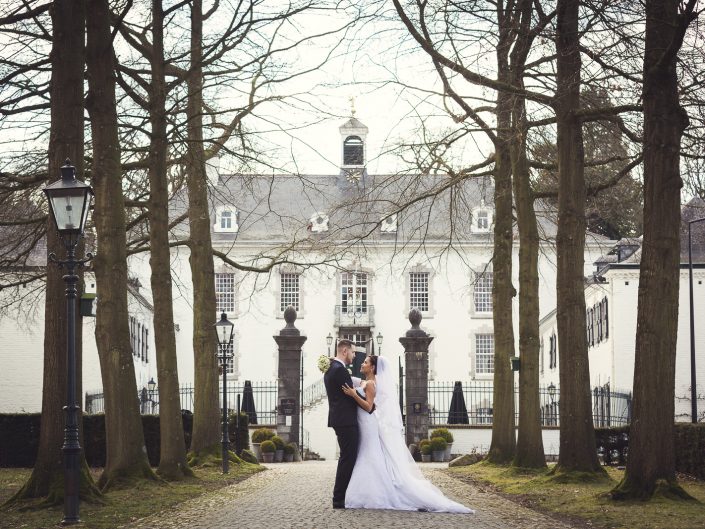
[
  {"x1": 273, "y1": 306, "x2": 307, "y2": 449},
  {"x1": 399, "y1": 308, "x2": 433, "y2": 447}
]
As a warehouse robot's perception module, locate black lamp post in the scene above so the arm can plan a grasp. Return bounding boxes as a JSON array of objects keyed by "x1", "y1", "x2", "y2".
[
  {"x1": 214, "y1": 312, "x2": 234, "y2": 473},
  {"x1": 147, "y1": 377, "x2": 156, "y2": 414},
  {"x1": 376, "y1": 332, "x2": 383, "y2": 355},
  {"x1": 43, "y1": 159, "x2": 94, "y2": 526},
  {"x1": 326, "y1": 332, "x2": 333, "y2": 356},
  {"x1": 688, "y1": 218, "x2": 705, "y2": 423},
  {"x1": 548, "y1": 383, "x2": 557, "y2": 426}
]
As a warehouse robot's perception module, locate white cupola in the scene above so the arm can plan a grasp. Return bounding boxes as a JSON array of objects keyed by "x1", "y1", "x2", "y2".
[{"x1": 339, "y1": 101, "x2": 368, "y2": 182}]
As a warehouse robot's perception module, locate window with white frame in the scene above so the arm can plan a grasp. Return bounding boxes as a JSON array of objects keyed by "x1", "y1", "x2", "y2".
[
  {"x1": 474, "y1": 272, "x2": 493, "y2": 313},
  {"x1": 471, "y1": 206, "x2": 493, "y2": 233},
  {"x1": 477, "y1": 210, "x2": 489, "y2": 230},
  {"x1": 380, "y1": 213, "x2": 398, "y2": 233},
  {"x1": 280, "y1": 273, "x2": 300, "y2": 312},
  {"x1": 409, "y1": 272, "x2": 429, "y2": 312},
  {"x1": 341, "y1": 272, "x2": 367, "y2": 313},
  {"x1": 215, "y1": 273, "x2": 235, "y2": 313},
  {"x1": 475, "y1": 333, "x2": 494, "y2": 374},
  {"x1": 309, "y1": 212, "x2": 329, "y2": 233},
  {"x1": 214, "y1": 207, "x2": 238, "y2": 233}
]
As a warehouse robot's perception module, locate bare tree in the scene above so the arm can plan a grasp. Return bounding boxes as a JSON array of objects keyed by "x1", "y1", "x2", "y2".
[
  {"x1": 611, "y1": 0, "x2": 701, "y2": 500},
  {"x1": 7, "y1": 0, "x2": 101, "y2": 504},
  {"x1": 86, "y1": 0, "x2": 155, "y2": 489}
]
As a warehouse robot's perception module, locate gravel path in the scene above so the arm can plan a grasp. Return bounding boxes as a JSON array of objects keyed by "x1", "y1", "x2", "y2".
[{"x1": 122, "y1": 461, "x2": 580, "y2": 529}]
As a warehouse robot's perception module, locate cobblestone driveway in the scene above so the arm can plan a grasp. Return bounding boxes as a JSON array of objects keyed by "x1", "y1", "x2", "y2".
[{"x1": 122, "y1": 461, "x2": 580, "y2": 529}]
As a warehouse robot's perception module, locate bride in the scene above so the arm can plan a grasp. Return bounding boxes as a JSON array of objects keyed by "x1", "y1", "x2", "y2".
[{"x1": 341, "y1": 355, "x2": 474, "y2": 513}]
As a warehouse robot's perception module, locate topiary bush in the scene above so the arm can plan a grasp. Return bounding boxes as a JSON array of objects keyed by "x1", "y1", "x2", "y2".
[
  {"x1": 430, "y1": 428, "x2": 453, "y2": 444},
  {"x1": 421, "y1": 443, "x2": 432, "y2": 455},
  {"x1": 260, "y1": 440, "x2": 276, "y2": 453},
  {"x1": 284, "y1": 442, "x2": 296, "y2": 455},
  {"x1": 251, "y1": 428, "x2": 275, "y2": 443},
  {"x1": 271, "y1": 435, "x2": 285, "y2": 450},
  {"x1": 430, "y1": 437, "x2": 447, "y2": 452}
]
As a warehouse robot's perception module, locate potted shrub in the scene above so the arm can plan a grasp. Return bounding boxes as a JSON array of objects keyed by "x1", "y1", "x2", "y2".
[
  {"x1": 260, "y1": 440, "x2": 276, "y2": 463},
  {"x1": 271, "y1": 435, "x2": 285, "y2": 462},
  {"x1": 431, "y1": 428, "x2": 454, "y2": 461},
  {"x1": 420, "y1": 441, "x2": 432, "y2": 463},
  {"x1": 284, "y1": 442, "x2": 297, "y2": 462},
  {"x1": 251, "y1": 428, "x2": 275, "y2": 461},
  {"x1": 430, "y1": 436, "x2": 447, "y2": 462}
]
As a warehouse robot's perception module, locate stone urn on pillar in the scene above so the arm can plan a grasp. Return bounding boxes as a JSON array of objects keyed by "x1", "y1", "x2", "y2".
[
  {"x1": 398, "y1": 308, "x2": 433, "y2": 448},
  {"x1": 273, "y1": 306, "x2": 307, "y2": 457}
]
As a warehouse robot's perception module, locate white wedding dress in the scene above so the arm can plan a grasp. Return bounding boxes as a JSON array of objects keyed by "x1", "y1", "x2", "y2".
[{"x1": 344, "y1": 357, "x2": 474, "y2": 513}]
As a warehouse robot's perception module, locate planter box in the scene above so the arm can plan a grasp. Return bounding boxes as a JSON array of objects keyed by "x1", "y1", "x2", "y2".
[
  {"x1": 432, "y1": 450, "x2": 445, "y2": 462},
  {"x1": 252, "y1": 443, "x2": 262, "y2": 461},
  {"x1": 444, "y1": 443, "x2": 453, "y2": 462},
  {"x1": 275, "y1": 449, "x2": 284, "y2": 463},
  {"x1": 421, "y1": 454, "x2": 432, "y2": 462},
  {"x1": 262, "y1": 452, "x2": 274, "y2": 463}
]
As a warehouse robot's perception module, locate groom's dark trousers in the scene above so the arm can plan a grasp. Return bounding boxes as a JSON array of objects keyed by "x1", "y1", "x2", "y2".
[{"x1": 324, "y1": 360, "x2": 360, "y2": 506}]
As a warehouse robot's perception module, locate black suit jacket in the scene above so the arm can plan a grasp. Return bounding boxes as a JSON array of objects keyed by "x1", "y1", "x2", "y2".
[{"x1": 324, "y1": 360, "x2": 358, "y2": 428}]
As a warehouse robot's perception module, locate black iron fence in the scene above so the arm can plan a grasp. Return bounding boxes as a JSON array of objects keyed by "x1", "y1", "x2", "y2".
[
  {"x1": 86, "y1": 380, "x2": 632, "y2": 429},
  {"x1": 427, "y1": 381, "x2": 632, "y2": 428},
  {"x1": 86, "y1": 381, "x2": 278, "y2": 424}
]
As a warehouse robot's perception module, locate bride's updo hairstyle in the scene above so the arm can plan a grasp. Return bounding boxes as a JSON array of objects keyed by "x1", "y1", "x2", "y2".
[{"x1": 368, "y1": 355, "x2": 378, "y2": 375}]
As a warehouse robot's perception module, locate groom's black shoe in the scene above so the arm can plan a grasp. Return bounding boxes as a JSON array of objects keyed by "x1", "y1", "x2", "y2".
[{"x1": 333, "y1": 501, "x2": 346, "y2": 509}]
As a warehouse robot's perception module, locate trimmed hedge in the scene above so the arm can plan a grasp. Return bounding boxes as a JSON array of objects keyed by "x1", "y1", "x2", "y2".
[
  {"x1": 0, "y1": 412, "x2": 193, "y2": 468},
  {"x1": 595, "y1": 424, "x2": 705, "y2": 479},
  {"x1": 675, "y1": 423, "x2": 705, "y2": 480}
]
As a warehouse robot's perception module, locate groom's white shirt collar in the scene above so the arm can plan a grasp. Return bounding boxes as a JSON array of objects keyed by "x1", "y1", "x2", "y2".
[{"x1": 332, "y1": 357, "x2": 346, "y2": 366}]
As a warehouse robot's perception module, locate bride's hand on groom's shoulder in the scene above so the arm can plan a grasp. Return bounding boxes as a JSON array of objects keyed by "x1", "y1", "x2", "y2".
[{"x1": 341, "y1": 383, "x2": 356, "y2": 397}]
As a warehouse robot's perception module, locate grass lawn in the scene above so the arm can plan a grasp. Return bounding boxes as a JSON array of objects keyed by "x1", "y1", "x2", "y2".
[
  {"x1": 0, "y1": 462, "x2": 263, "y2": 529},
  {"x1": 448, "y1": 462, "x2": 705, "y2": 529}
]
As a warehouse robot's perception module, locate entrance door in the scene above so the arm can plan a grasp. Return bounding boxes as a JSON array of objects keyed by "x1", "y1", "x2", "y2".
[{"x1": 340, "y1": 331, "x2": 369, "y2": 378}]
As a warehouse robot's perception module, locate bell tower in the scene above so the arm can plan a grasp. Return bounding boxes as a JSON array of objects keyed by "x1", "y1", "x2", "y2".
[{"x1": 339, "y1": 98, "x2": 368, "y2": 182}]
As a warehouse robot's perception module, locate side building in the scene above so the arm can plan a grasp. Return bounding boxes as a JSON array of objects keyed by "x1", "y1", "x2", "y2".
[{"x1": 539, "y1": 198, "x2": 705, "y2": 424}]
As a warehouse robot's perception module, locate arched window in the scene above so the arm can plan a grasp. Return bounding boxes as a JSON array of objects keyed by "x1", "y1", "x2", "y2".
[{"x1": 343, "y1": 136, "x2": 364, "y2": 165}]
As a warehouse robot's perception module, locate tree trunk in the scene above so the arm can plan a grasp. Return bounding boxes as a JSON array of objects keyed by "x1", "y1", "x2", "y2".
[
  {"x1": 149, "y1": 0, "x2": 191, "y2": 480},
  {"x1": 611, "y1": 0, "x2": 696, "y2": 500},
  {"x1": 86, "y1": 0, "x2": 155, "y2": 489},
  {"x1": 487, "y1": 26, "x2": 516, "y2": 462},
  {"x1": 186, "y1": 0, "x2": 222, "y2": 457},
  {"x1": 511, "y1": 92, "x2": 546, "y2": 469},
  {"x1": 553, "y1": 0, "x2": 602, "y2": 474},
  {"x1": 9, "y1": 0, "x2": 99, "y2": 503}
]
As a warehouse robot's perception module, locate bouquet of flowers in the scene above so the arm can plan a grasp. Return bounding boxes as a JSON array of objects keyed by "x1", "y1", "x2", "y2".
[{"x1": 317, "y1": 355, "x2": 332, "y2": 374}]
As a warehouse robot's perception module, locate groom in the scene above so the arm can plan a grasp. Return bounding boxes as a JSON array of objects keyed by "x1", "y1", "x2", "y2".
[{"x1": 324, "y1": 339, "x2": 359, "y2": 509}]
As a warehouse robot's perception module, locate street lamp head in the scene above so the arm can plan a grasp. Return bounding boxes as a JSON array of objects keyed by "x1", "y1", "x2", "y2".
[
  {"x1": 43, "y1": 159, "x2": 94, "y2": 249},
  {"x1": 376, "y1": 332, "x2": 383, "y2": 346},
  {"x1": 147, "y1": 377, "x2": 156, "y2": 392},
  {"x1": 326, "y1": 332, "x2": 333, "y2": 346},
  {"x1": 214, "y1": 311, "x2": 234, "y2": 346}
]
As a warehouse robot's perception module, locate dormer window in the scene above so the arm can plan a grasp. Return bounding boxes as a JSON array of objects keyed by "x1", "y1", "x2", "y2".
[
  {"x1": 380, "y1": 213, "x2": 397, "y2": 233},
  {"x1": 309, "y1": 212, "x2": 329, "y2": 233},
  {"x1": 343, "y1": 136, "x2": 364, "y2": 166},
  {"x1": 471, "y1": 204, "x2": 493, "y2": 233},
  {"x1": 214, "y1": 206, "x2": 238, "y2": 233}
]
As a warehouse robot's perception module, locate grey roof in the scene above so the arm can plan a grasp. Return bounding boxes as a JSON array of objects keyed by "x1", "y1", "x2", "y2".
[
  {"x1": 171, "y1": 172, "x2": 503, "y2": 245},
  {"x1": 594, "y1": 198, "x2": 705, "y2": 271},
  {"x1": 339, "y1": 117, "x2": 369, "y2": 132}
]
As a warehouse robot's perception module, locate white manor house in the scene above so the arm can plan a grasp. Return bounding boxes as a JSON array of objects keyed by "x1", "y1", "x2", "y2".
[{"x1": 8, "y1": 118, "x2": 703, "y2": 458}]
